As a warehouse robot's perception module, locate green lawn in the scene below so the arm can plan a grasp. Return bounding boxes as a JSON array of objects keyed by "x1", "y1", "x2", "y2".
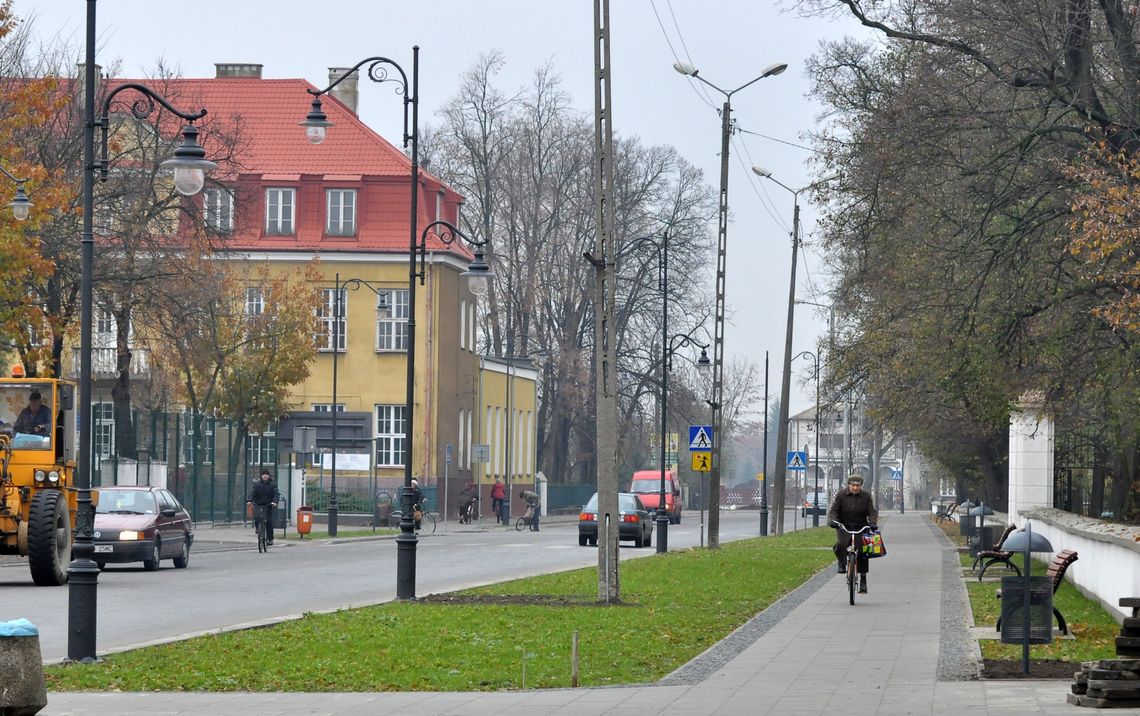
[
  {"x1": 47, "y1": 528, "x2": 835, "y2": 692},
  {"x1": 285, "y1": 528, "x2": 395, "y2": 540}
]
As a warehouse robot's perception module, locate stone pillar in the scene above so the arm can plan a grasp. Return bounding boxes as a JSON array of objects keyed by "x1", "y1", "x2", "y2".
[{"x1": 1008, "y1": 391, "x2": 1054, "y2": 520}]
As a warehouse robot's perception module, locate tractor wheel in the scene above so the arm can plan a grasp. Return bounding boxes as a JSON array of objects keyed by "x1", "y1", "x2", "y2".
[{"x1": 28, "y1": 490, "x2": 71, "y2": 586}]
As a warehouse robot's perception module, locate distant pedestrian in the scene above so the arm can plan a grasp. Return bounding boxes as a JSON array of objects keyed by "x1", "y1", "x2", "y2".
[
  {"x1": 491, "y1": 477, "x2": 506, "y2": 523},
  {"x1": 520, "y1": 489, "x2": 541, "y2": 532}
]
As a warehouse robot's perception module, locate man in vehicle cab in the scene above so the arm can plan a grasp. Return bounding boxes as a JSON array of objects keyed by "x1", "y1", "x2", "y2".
[
  {"x1": 14, "y1": 391, "x2": 50, "y2": 436},
  {"x1": 828, "y1": 474, "x2": 879, "y2": 594}
]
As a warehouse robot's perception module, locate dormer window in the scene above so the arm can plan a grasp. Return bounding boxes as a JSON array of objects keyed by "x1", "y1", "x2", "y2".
[
  {"x1": 265, "y1": 187, "x2": 295, "y2": 235},
  {"x1": 327, "y1": 189, "x2": 356, "y2": 236}
]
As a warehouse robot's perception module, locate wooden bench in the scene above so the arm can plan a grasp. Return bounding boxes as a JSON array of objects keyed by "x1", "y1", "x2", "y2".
[
  {"x1": 935, "y1": 502, "x2": 957, "y2": 524},
  {"x1": 973, "y1": 524, "x2": 1020, "y2": 579},
  {"x1": 995, "y1": 549, "x2": 1079, "y2": 635}
]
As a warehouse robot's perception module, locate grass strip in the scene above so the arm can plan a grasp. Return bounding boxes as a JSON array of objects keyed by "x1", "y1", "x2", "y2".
[
  {"x1": 46, "y1": 528, "x2": 834, "y2": 692},
  {"x1": 935, "y1": 516, "x2": 1119, "y2": 663}
]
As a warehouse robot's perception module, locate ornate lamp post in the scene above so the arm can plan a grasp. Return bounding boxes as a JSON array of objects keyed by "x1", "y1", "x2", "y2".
[
  {"x1": 300, "y1": 49, "x2": 424, "y2": 599},
  {"x1": 0, "y1": 165, "x2": 32, "y2": 221},
  {"x1": 672, "y1": 60, "x2": 786, "y2": 547},
  {"x1": 327, "y1": 276, "x2": 390, "y2": 537},
  {"x1": 71, "y1": 0, "x2": 215, "y2": 663}
]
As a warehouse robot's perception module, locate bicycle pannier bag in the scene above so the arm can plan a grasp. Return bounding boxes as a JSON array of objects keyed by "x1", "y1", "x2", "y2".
[
  {"x1": 861, "y1": 530, "x2": 886, "y2": 558},
  {"x1": 414, "y1": 508, "x2": 423, "y2": 522}
]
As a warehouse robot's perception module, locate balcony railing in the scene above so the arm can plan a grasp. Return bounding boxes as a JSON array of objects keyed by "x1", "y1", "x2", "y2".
[{"x1": 69, "y1": 347, "x2": 150, "y2": 379}]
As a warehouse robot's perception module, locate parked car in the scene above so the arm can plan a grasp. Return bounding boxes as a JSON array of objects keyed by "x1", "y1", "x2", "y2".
[
  {"x1": 802, "y1": 491, "x2": 829, "y2": 518},
  {"x1": 629, "y1": 470, "x2": 682, "y2": 524},
  {"x1": 578, "y1": 492, "x2": 653, "y2": 548},
  {"x1": 93, "y1": 486, "x2": 193, "y2": 571}
]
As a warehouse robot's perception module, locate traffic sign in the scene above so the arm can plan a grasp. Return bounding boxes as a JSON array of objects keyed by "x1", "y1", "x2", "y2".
[
  {"x1": 471, "y1": 444, "x2": 490, "y2": 463},
  {"x1": 787, "y1": 451, "x2": 807, "y2": 471},
  {"x1": 692, "y1": 452, "x2": 711, "y2": 472},
  {"x1": 689, "y1": 425, "x2": 713, "y2": 451},
  {"x1": 890, "y1": 468, "x2": 902, "y2": 481}
]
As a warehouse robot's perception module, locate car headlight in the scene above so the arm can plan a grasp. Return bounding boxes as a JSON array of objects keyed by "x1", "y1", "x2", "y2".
[
  {"x1": 47, "y1": 470, "x2": 59, "y2": 483},
  {"x1": 118, "y1": 531, "x2": 140, "y2": 541},
  {"x1": 34, "y1": 470, "x2": 45, "y2": 483}
]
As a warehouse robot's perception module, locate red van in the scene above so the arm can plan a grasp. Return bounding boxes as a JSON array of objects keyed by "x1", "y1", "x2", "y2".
[{"x1": 629, "y1": 470, "x2": 682, "y2": 524}]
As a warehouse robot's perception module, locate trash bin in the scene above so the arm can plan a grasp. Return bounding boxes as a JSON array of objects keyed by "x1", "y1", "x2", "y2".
[
  {"x1": 296, "y1": 505, "x2": 313, "y2": 535},
  {"x1": 0, "y1": 618, "x2": 47, "y2": 716},
  {"x1": 972, "y1": 525, "x2": 996, "y2": 558},
  {"x1": 1000, "y1": 576, "x2": 1054, "y2": 645},
  {"x1": 959, "y1": 501, "x2": 976, "y2": 537},
  {"x1": 373, "y1": 491, "x2": 393, "y2": 526}
]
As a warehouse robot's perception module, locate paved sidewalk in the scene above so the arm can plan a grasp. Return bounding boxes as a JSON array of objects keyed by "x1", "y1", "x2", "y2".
[{"x1": 44, "y1": 512, "x2": 1113, "y2": 715}]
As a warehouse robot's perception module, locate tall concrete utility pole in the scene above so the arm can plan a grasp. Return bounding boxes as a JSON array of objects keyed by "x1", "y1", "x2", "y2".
[{"x1": 591, "y1": 0, "x2": 621, "y2": 602}]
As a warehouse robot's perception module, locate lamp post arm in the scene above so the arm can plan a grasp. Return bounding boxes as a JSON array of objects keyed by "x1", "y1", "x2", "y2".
[
  {"x1": 729, "y1": 72, "x2": 773, "y2": 97},
  {"x1": 98, "y1": 83, "x2": 208, "y2": 181},
  {"x1": 0, "y1": 164, "x2": 28, "y2": 185},
  {"x1": 419, "y1": 219, "x2": 487, "y2": 284},
  {"x1": 308, "y1": 57, "x2": 412, "y2": 147}
]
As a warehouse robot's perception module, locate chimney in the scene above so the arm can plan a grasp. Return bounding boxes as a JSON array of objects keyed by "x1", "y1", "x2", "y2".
[
  {"x1": 76, "y1": 63, "x2": 102, "y2": 110},
  {"x1": 214, "y1": 63, "x2": 263, "y2": 79},
  {"x1": 328, "y1": 67, "x2": 359, "y2": 115}
]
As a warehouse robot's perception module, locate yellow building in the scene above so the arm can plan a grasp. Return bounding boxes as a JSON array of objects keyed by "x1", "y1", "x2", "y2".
[{"x1": 476, "y1": 356, "x2": 539, "y2": 518}]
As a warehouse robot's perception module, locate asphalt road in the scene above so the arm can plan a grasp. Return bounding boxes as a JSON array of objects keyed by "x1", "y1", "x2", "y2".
[{"x1": 1, "y1": 507, "x2": 814, "y2": 662}]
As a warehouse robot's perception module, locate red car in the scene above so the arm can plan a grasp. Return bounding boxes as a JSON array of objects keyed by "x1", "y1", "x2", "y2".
[
  {"x1": 93, "y1": 486, "x2": 193, "y2": 571},
  {"x1": 629, "y1": 470, "x2": 682, "y2": 524}
]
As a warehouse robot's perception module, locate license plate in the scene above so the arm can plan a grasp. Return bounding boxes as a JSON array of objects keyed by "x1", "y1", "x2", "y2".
[{"x1": 94, "y1": 545, "x2": 113, "y2": 553}]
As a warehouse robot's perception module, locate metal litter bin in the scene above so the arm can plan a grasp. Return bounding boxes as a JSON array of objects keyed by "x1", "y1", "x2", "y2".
[
  {"x1": 373, "y1": 491, "x2": 393, "y2": 527},
  {"x1": 959, "y1": 501, "x2": 976, "y2": 537},
  {"x1": 1000, "y1": 576, "x2": 1053, "y2": 645},
  {"x1": 972, "y1": 525, "x2": 996, "y2": 557}
]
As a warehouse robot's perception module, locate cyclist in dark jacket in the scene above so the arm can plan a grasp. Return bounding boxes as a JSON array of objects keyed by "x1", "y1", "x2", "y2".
[
  {"x1": 247, "y1": 469, "x2": 280, "y2": 545},
  {"x1": 828, "y1": 474, "x2": 879, "y2": 593}
]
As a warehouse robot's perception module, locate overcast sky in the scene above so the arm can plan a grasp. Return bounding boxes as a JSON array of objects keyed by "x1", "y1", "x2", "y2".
[{"x1": 18, "y1": 0, "x2": 868, "y2": 425}]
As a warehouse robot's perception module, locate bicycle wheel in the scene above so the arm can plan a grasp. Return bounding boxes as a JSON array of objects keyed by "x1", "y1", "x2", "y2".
[
  {"x1": 423, "y1": 512, "x2": 437, "y2": 534},
  {"x1": 847, "y1": 547, "x2": 856, "y2": 605},
  {"x1": 257, "y1": 520, "x2": 267, "y2": 554},
  {"x1": 387, "y1": 510, "x2": 403, "y2": 530},
  {"x1": 515, "y1": 516, "x2": 526, "y2": 532}
]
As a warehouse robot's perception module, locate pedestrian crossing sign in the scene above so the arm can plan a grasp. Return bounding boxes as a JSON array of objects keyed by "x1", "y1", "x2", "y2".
[
  {"x1": 692, "y1": 452, "x2": 711, "y2": 472},
  {"x1": 689, "y1": 425, "x2": 713, "y2": 451},
  {"x1": 787, "y1": 451, "x2": 807, "y2": 471}
]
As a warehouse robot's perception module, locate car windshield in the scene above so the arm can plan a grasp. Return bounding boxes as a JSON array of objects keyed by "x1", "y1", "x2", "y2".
[
  {"x1": 630, "y1": 479, "x2": 662, "y2": 493},
  {"x1": 0, "y1": 383, "x2": 54, "y2": 451},
  {"x1": 582, "y1": 494, "x2": 641, "y2": 512},
  {"x1": 96, "y1": 490, "x2": 157, "y2": 515}
]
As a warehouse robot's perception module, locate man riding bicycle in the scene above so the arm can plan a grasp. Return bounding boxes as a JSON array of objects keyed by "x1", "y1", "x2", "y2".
[
  {"x1": 828, "y1": 474, "x2": 878, "y2": 594},
  {"x1": 247, "y1": 468, "x2": 280, "y2": 545},
  {"x1": 520, "y1": 489, "x2": 540, "y2": 532}
]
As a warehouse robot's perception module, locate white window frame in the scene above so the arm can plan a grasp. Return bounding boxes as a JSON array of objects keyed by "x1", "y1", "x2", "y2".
[
  {"x1": 316, "y1": 288, "x2": 346, "y2": 352},
  {"x1": 265, "y1": 187, "x2": 296, "y2": 235},
  {"x1": 203, "y1": 187, "x2": 234, "y2": 234},
  {"x1": 375, "y1": 405, "x2": 407, "y2": 467},
  {"x1": 326, "y1": 188, "x2": 357, "y2": 236},
  {"x1": 247, "y1": 427, "x2": 276, "y2": 466},
  {"x1": 93, "y1": 402, "x2": 115, "y2": 460},
  {"x1": 459, "y1": 299, "x2": 467, "y2": 350},
  {"x1": 312, "y1": 404, "x2": 346, "y2": 412},
  {"x1": 245, "y1": 287, "x2": 264, "y2": 316},
  {"x1": 377, "y1": 289, "x2": 409, "y2": 352}
]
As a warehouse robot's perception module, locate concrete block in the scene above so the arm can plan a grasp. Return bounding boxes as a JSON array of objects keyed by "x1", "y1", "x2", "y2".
[{"x1": 0, "y1": 635, "x2": 47, "y2": 716}]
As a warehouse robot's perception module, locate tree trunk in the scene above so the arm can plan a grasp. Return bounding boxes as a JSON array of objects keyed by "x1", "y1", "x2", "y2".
[
  {"x1": 227, "y1": 419, "x2": 248, "y2": 524},
  {"x1": 112, "y1": 304, "x2": 137, "y2": 459}
]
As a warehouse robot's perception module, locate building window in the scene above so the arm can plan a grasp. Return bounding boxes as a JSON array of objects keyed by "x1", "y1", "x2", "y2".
[
  {"x1": 311, "y1": 403, "x2": 346, "y2": 412},
  {"x1": 182, "y1": 414, "x2": 215, "y2": 465},
  {"x1": 265, "y1": 188, "x2": 295, "y2": 235},
  {"x1": 245, "y1": 287, "x2": 264, "y2": 316},
  {"x1": 375, "y1": 405, "x2": 407, "y2": 467},
  {"x1": 247, "y1": 427, "x2": 276, "y2": 466},
  {"x1": 377, "y1": 289, "x2": 409, "y2": 351},
  {"x1": 203, "y1": 187, "x2": 234, "y2": 234},
  {"x1": 468, "y1": 302, "x2": 476, "y2": 350},
  {"x1": 93, "y1": 402, "x2": 115, "y2": 460},
  {"x1": 326, "y1": 189, "x2": 356, "y2": 236},
  {"x1": 316, "y1": 288, "x2": 346, "y2": 352},
  {"x1": 459, "y1": 299, "x2": 467, "y2": 350}
]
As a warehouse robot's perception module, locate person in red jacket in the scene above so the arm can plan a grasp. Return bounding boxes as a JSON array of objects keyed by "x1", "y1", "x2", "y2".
[
  {"x1": 828, "y1": 474, "x2": 879, "y2": 594},
  {"x1": 490, "y1": 477, "x2": 506, "y2": 523}
]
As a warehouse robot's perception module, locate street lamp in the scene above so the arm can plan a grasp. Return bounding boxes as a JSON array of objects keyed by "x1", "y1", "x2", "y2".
[
  {"x1": 752, "y1": 165, "x2": 837, "y2": 534},
  {"x1": 326, "y1": 275, "x2": 390, "y2": 537},
  {"x1": 673, "y1": 60, "x2": 785, "y2": 548},
  {"x1": 795, "y1": 350, "x2": 821, "y2": 526},
  {"x1": 70, "y1": 0, "x2": 215, "y2": 663},
  {"x1": 0, "y1": 165, "x2": 32, "y2": 221},
  {"x1": 301, "y1": 49, "x2": 424, "y2": 599}
]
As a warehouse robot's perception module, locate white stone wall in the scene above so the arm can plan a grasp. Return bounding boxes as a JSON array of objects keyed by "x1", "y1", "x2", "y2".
[
  {"x1": 1008, "y1": 395, "x2": 1053, "y2": 520},
  {"x1": 1021, "y1": 508, "x2": 1140, "y2": 622}
]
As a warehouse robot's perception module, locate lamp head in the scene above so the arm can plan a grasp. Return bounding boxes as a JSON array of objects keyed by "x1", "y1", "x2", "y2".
[
  {"x1": 376, "y1": 291, "x2": 391, "y2": 319},
  {"x1": 762, "y1": 62, "x2": 788, "y2": 78},
  {"x1": 8, "y1": 183, "x2": 31, "y2": 221},
  {"x1": 461, "y1": 247, "x2": 492, "y2": 297},
  {"x1": 751, "y1": 165, "x2": 772, "y2": 178},
  {"x1": 673, "y1": 61, "x2": 698, "y2": 77},
  {"x1": 160, "y1": 124, "x2": 216, "y2": 196},
  {"x1": 696, "y1": 347, "x2": 712, "y2": 379},
  {"x1": 299, "y1": 96, "x2": 335, "y2": 145}
]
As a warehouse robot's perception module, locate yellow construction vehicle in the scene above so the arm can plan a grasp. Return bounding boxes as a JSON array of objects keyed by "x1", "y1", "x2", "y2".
[{"x1": 0, "y1": 373, "x2": 79, "y2": 585}]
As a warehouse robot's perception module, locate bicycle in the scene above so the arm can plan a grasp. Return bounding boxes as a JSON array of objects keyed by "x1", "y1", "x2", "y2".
[
  {"x1": 832, "y1": 522, "x2": 874, "y2": 605},
  {"x1": 515, "y1": 505, "x2": 537, "y2": 532},
  {"x1": 251, "y1": 503, "x2": 273, "y2": 553},
  {"x1": 458, "y1": 499, "x2": 477, "y2": 525},
  {"x1": 387, "y1": 503, "x2": 437, "y2": 534}
]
